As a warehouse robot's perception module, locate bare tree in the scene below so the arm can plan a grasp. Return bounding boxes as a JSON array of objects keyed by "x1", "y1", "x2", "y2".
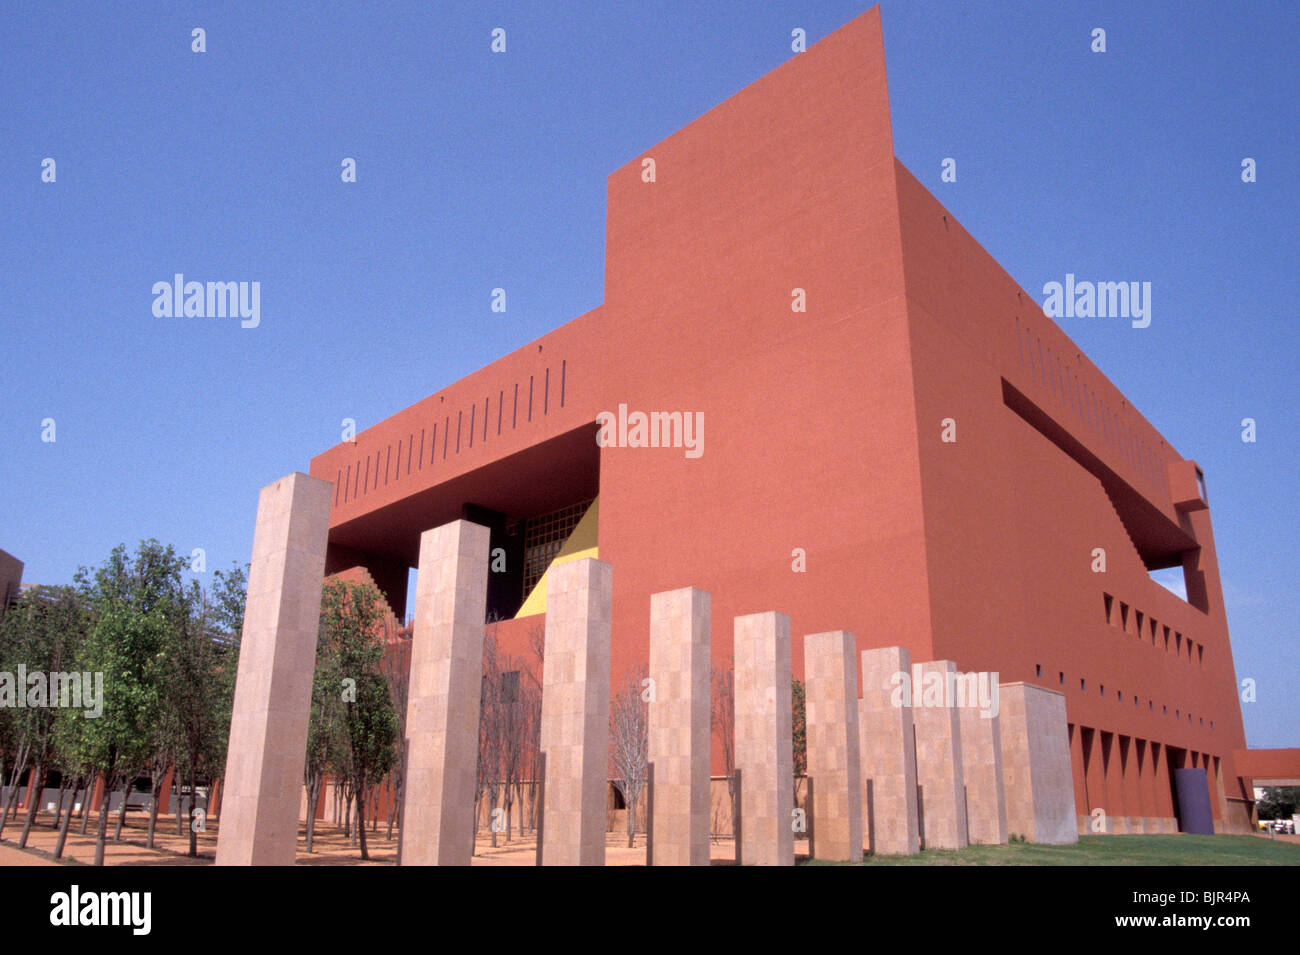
[
  {"x1": 515, "y1": 680, "x2": 542, "y2": 835},
  {"x1": 711, "y1": 663, "x2": 737, "y2": 841},
  {"x1": 792, "y1": 678, "x2": 806, "y2": 809},
  {"x1": 494, "y1": 657, "x2": 531, "y2": 843},
  {"x1": 477, "y1": 629, "x2": 505, "y2": 847},
  {"x1": 609, "y1": 666, "x2": 649, "y2": 849},
  {"x1": 525, "y1": 621, "x2": 545, "y2": 684},
  {"x1": 710, "y1": 788, "x2": 726, "y2": 844},
  {"x1": 517, "y1": 622, "x2": 545, "y2": 833}
]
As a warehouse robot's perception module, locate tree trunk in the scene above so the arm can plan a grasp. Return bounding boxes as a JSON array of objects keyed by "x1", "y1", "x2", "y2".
[
  {"x1": 52, "y1": 774, "x2": 74, "y2": 834},
  {"x1": 188, "y1": 767, "x2": 198, "y2": 857},
  {"x1": 356, "y1": 783, "x2": 369, "y2": 860},
  {"x1": 728, "y1": 773, "x2": 739, "y2": 843},
  {"x1": 0, "y1": 768, "x2": 23, "y2": 838},
  {"x1": 146, "y1": 775, "x2": 164, "y2": 849},
  {"x1": 386, "y1": 777, "x2": 397, "y2": 840},
  {"x1": 305, "y1": 776, "x2": 321, "y2": 853},
  {"x1": 54, "y1": 775, "x2": 81, "y2": 859},
  {"x1": 113, "y1": 779, "x2": 130, "y2": 841},
  {"x1": 94, "y1": 782, "x2": 111, "y2": 866},
  {"x1": 79, "y1": 781, "x2": 93, "y2": 835},
  {"x1": 0, "y1": 739, "x2": 31, "y2": 839},
  {"x1": 18, "y1": 760, "x2": 46, "y2": 848},
  {"x1": 175, "y1": 775, "x2": 185, "y2": 835},
  {"x1": 627, "y1": 794, "x2": 637, "y2": 849}
]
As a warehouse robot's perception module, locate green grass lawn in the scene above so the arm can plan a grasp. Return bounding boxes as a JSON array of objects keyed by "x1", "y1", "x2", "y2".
[{"x1": 804, "y1": 834, "x2": 1300, "y2": 865}]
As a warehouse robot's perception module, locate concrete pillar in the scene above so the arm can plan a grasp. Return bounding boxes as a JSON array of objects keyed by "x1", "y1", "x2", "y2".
[
  {"x1": 959, "y1": 686, "x2": 1008, "y2": 844},
  {"x1": 540, "y1": 558, "x2": 612, "y2": 866},
  {"x1": 400, "y1": 520, "x2": 490, "y2": 866},
  {"x1": 858, "y1": 646, "x2": 919, "y2": 855},
  {"x1": 216, "y1": 472, "x2": 332, "y2": 866},
  {"x1": 912, "y1": 660, "x2": 968, "y2": 849},
  {"x1": 648, "y1": 587, "x2": 711, "y2": 866},
  {"x1": 997, "y1": 682, "x2": 1077, "y2": 844},
  {"x1": 733, "y1": 612, "x2": 794, "y2": 866},
  {"x1": 803, "y1": 631, "x2": 862, "y2": 861}
]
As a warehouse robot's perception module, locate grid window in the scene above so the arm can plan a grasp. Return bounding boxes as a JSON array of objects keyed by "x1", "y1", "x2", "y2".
[{"x1": 521, "y1": 498, "x2": 595, "y2": 600}]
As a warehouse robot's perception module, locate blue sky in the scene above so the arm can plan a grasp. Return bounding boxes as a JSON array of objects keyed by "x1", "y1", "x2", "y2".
[{"x1": 1, "y1": 1, "x2": 1295, "y2": 748}]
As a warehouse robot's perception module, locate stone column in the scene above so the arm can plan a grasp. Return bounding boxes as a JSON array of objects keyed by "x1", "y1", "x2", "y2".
[
  {"x1": 400, "y1": 520, "x2": 490, "y2": 866},
  {"x1": 733, "y1": 612, "x2": 794, "y2": 866},
  {"x1": 217, "y1": 472, "x2": 332, "y2": 866},
  {"x1": 998, "y1": 682, "x2": 1077, "y2": 844},
  {"x1": 540, "y1": 558, "x2": 612, "y2": 866},
  {"x1": 803, "y1": 631, "x2": 862, "y2": 861},
  {"x1": 859, "y1": 646, "x2": 919, "y2": 855},
  {"x1": 958, "y1": 680, "x2": 1008, "y2": 844},
  {"x1": 648, "y1": 587, "x2": 711, "y2": 866},
  {"x1": 912, "y1": 659, "x2": 968, "y2": 849}
]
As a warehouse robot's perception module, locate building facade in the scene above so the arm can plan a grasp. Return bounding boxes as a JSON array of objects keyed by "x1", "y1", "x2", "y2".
[{"x1": 304, "y1": 8, "x2": 1269, "y2": 833}]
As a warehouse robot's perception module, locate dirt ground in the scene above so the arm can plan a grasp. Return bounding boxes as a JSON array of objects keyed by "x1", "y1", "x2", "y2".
[{"x1": 0, "y1": 808, "x2": 779, "y2": 865}]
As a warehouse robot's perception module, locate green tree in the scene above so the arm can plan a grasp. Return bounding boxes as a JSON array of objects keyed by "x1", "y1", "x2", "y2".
[
  {"x1": 317, "y1": 580, "x2": 397, "y2": 861},
  {"x1": 167, "y1": 565, "x2": 245, "y2": 855},
  {"x1": 1257, "y1": 786, "x2": 1300, "y2": 821},
  {"x1": 51, "y1": 703, "x2": 94, "y2": 859},
  {"x1": 0, "y1": 586, "x2": 90, "y2": 846},
  {"x1": 304, "y1": 605, "x2": 346, "y2": 854},
  {"x1": 71, "y1": 608, "x2": 170, "y2": 864},
  {"x1": 72, "y1": 540, "x2": 189, "y2": 864}
]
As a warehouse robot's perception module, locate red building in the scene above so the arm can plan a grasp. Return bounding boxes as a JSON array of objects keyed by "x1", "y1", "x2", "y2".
[{"x1": 307, "y1": 7, "x2": 1278, "y2": 833}]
